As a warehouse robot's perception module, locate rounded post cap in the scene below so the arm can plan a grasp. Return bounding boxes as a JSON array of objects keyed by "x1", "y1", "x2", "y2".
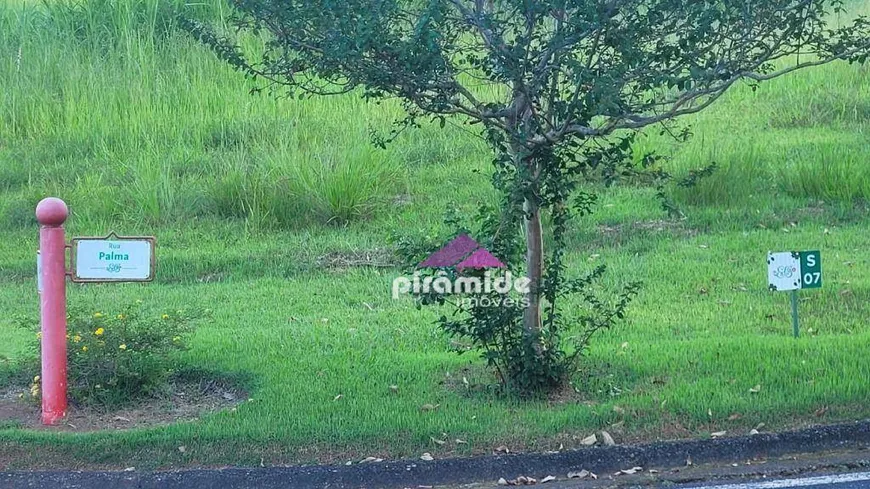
[{"x1": 35, "y1": 197, "x2": 68, "y2": 226}]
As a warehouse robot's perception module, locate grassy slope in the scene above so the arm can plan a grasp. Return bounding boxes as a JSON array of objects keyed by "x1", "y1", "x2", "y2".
[{"x1": 0, "y1": 0, "x2": 868, "y2": 469}]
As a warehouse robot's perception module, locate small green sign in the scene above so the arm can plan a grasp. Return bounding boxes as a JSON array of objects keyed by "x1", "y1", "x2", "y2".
[
  {"x1": 767, "y1": 250, "x2": 822, "y2": 338},
  {"x1": 799, "y1": 250, "x2": 822, "y2": 289}
]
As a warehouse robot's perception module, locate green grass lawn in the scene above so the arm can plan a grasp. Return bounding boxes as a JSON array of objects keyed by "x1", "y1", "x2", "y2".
[{"x1": 0, "y1": 0, "x2": 868, "y2": 470}]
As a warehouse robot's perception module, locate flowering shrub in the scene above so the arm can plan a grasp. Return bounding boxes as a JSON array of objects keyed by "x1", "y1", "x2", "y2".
[{"x1": 25, "y1": 302, "x2": 202, "y2": 408}]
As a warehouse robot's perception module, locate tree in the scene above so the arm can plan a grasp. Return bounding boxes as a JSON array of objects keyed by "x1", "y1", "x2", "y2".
[{"x1": 184, "y1": 0, "x2": 870, "y2": 391}]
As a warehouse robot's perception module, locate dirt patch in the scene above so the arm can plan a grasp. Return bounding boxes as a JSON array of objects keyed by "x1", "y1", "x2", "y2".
[
  {"x1": 598, "y1": 218, "x2": 697, "y2": 238},
  {"x1": 0, "y1": 378, "x2": 245, "y2": 432},
  {"x1": 317, "y1": 248, "x2": 397, "y2": 270}
]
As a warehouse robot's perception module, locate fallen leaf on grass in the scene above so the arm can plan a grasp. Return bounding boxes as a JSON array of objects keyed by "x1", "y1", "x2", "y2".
[
  {"x1": 113, "y1": 416, "x2": 130, "y2": 422},
  {"x1": 178, "y1": 446, "x2": 186, "y2": 453},
  {"x1": 711, "y1": 431, "x2": 727, "y2": 438},
  {"x1": 814, "y1": 407, "x2": 828, "y2": 417},
  {"x1": 420, "y1": 403, "x2": 440, "y2": 412},
  {"x1": 360, "y1": 457, "x2": 383, "y2": 463},
  {"x1": 749, "y1": 429, "x2": 760, "y2": 435},
  {"x1": 455, "y1": 439, "x2": 468, "y2": 444},
  {"x1": 600, "y1": 430, "x2": 616, "y2": 446},
  {"x1": 728, "y1": 413, "x2": 742, "y2": 421},
  {"x1": 749, "y1": 384, "x2": 762, "y2": 394},
  {"x1": 580, "y1": 434, "x2": 597, "y2": 446},
  {"x1": 420, "y1": 453, "x2": 434, "y2": 461},
  {"x1": 389, "y1": 385, "x2": 399, "y2": 393},
  {"x1": 494, "y1": 445, "x2": 510, "y2": 454},
  {"x1": 333, "y1": 394, "x2": 343, "y2": 401},
  {"x1": 613, "y1": 405, "x2": 625, "y2": 414},
  {"x1": 430, "y1": 436, "x2": 446, "y2": 446}
]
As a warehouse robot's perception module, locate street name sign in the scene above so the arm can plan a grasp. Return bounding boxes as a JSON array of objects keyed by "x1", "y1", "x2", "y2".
[{"x1": 71, "y1": 233, "x2": 156, "y2": 282}]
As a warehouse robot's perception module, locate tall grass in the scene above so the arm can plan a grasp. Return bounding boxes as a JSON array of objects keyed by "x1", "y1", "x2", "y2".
[
  {"x1": 658, "y1": 23, "x2": 870, "y2": 207},
  {"x1": 0, "y1": 0, "x2": 406, "y2": 230},
  {"x1": 1, "y1": 0, "x2": 868, "y2": 234}
]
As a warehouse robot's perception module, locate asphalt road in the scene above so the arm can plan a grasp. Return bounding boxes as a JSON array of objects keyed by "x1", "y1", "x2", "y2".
[{"x1": 675, "y1": 471, "x2": 870, "y2": 489}]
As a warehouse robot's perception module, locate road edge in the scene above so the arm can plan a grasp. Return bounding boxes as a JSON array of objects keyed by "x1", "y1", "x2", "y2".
[{"x1": 1, "y1": 419, "x2": 869, "y2": 489}]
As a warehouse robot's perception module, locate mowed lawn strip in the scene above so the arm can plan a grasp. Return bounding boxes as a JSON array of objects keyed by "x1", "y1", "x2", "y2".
[{"x1": 0, "y1": 214, "x2": 867, "y2": 468}]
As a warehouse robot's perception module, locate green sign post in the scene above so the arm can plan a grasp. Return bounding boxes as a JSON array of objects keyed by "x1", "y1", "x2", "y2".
[{"x1": 767, "y1": 250, "x2": 823, "y2": 338}]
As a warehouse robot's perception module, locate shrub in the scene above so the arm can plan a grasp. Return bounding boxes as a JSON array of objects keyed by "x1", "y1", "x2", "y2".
[
  {"x1": 393, "y1": 204, "x2": 639, "y2": 394},
  {"x1": 23, "y1": 302, "x2": 202, "y2": 408}
]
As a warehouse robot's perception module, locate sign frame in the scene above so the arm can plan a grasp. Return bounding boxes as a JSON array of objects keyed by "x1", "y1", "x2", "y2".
[{"x1": 69, "y1": 232, "x2": 156, "y2": 283}]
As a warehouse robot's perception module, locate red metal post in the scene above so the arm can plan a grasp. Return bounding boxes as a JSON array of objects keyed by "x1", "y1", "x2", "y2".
[{"x1": 36, "y1": 197, "x2": 68, "y2": 425}]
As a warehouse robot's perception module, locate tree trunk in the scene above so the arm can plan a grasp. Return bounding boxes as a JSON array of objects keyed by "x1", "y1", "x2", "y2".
[
  {"x1": 522, "y1": 195, "x2": 544, "y2": 348},
  {"x1": 506, "y1": 89, "x2": 543, "y2": 350}
]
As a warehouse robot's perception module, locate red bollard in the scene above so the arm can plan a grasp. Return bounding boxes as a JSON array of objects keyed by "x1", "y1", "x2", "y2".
[{"x1": 35, "y1": 197, "x2": 68, "y2": 425}]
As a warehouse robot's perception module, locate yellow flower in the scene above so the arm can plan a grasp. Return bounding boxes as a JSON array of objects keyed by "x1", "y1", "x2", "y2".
[
  {"x1": 36, "y1": 332, "x2": 42, "y2": 339},
  {"x1": 117, "y1": 314, "x2": 126, "y2": 320},
  {"x1": 73, "y1": 335, "x2": 82, "y2": 343},
  {"x1": 161, "y1": 314, "x2": 170, "y2": 320},
  {"x1": 94, "y1": 328, "x2": 104, "y2": 336},
  {"x1": 33, "y1": 376, "x2": 40, "y2": 383},
  {"x1": 82, "y1": 346, "x2": 88, "y2": 352},
  {"x1": 65, "y1": 333, "x2": 70, "y2": 339},
  {"x1": 119, "y1": 344, "x2": 127, "y2": 350},
  {"x1": 93, "y1": 312, "x2": 103, "y2": 319},
  {"x1": 172, "y1": 336, "x2": 181, "y2": 342}
]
